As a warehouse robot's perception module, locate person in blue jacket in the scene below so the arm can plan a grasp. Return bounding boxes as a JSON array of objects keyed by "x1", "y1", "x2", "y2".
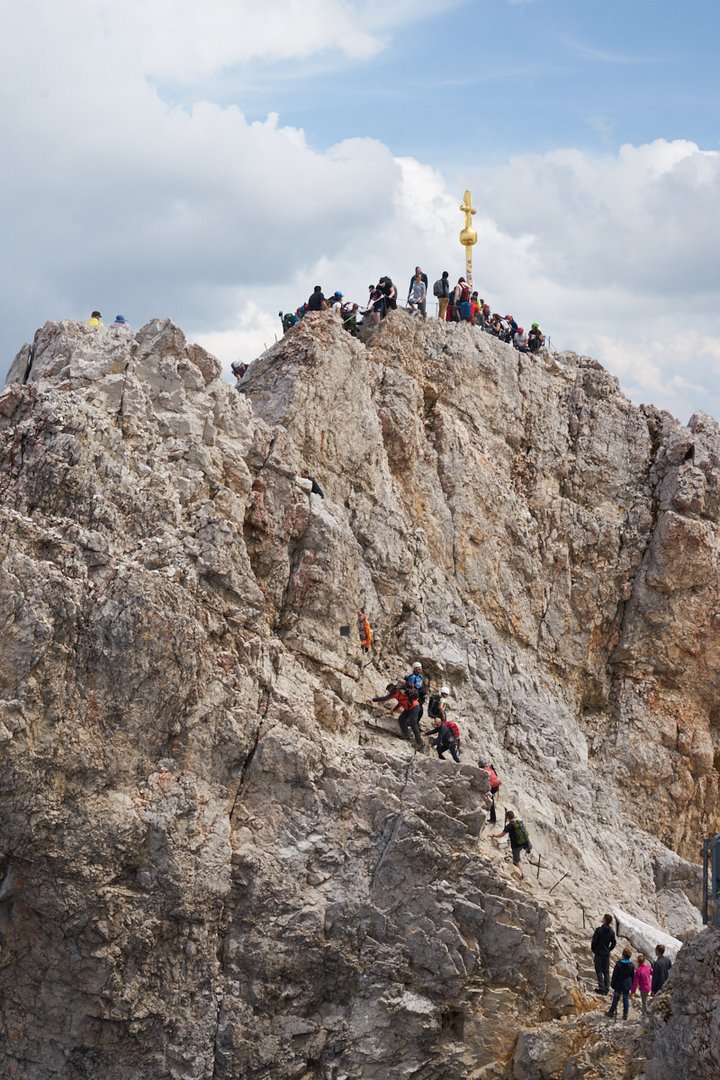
[{"x1": 607, "y1": 948, "x2": 636, "y2": 1020}]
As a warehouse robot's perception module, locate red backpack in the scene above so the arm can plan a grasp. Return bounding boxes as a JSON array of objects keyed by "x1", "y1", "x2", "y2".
[{"x1": 446, "y1": 720, "x2": 460, "y2": 741}]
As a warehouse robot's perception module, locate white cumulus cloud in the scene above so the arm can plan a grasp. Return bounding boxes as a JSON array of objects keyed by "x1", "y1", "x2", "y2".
[{"x1": 1, "y1": 2, "x2": 718, "y2": 425}]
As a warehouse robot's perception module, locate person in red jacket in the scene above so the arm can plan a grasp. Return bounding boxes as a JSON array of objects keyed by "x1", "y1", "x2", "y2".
[
  {"x1": 479, "y1": 759, "x2": 501, "y2": 822},
  {"x1": 371, "y1": 681, "x2": 424, "y2": 750}
]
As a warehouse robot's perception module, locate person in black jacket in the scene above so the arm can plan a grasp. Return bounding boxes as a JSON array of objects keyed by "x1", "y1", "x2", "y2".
[
  {"x1": 607, "y1": 948, "x2": 635, "y2": 1020},
  {"x1": 591, "y1": 913, "x2": 617, "y2": 995},
  {"x1": 651, "y1": 944, "x2": 672, "y2": 994}
]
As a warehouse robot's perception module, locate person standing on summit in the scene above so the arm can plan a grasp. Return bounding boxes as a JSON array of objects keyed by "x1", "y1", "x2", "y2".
[
  {"x1": 307, "y1": 286, "x2": 327, "y2": 312},
  {"x1": 591, "y1": 914, "x2": 617, "y2": 996},
  {"x1": 433, "y1": 271, "x2": 450, "y2": 321}
]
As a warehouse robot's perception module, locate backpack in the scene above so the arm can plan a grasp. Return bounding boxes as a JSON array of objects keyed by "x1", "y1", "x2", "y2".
[
  {"x1": 508, "y1": 819, "x2": 530, "y2": 848},
  {"x1": 459, "y1": 283, "x2": 470, "y2": 303},
  {"x1": 445, "y1": 720, "x2": 460, "y2": 741},
  {"x1": 433, "y1": 278, "x2": 448, "y2": 298},
  {"x1": 427, "y1": 693, "x2": 442, "y2": 718}
]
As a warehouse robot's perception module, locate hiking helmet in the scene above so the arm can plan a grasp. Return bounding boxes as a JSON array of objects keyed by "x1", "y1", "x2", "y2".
[
  {"x1": 91, "y1": 311, "x2": 101, "y2": 318},
  {"x1": 412, "y1": 662, "x2": 422, "y2": 671},
  {"x1": 532, "y1": 322, "x2": 539, "y2": 329},
  {"x1": 334, "y1": 291, "x2": 343, "y2": 298},
  {"x1": 115, "y1": 315, "x2": 126, "y2": 323},
  {"x1": 440, "y1": 685, "x2": 450, "y2": 695}
]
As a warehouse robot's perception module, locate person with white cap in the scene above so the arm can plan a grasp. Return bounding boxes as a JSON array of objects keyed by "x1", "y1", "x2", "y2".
[{"x1": 404, "y1": 661, "x2": 426, "y2": 716}]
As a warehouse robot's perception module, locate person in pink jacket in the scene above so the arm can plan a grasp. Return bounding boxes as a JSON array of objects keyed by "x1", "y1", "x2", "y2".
[{"x1": 631, "y1": 953, "x2": 653, "y2": 1014}]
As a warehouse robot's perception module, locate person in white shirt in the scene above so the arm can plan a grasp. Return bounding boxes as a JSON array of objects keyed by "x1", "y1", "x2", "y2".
[
  {"x1": 407, "y1": 272, "x2": 427, "y2": 316},
  {"x1": 514, "y1": 326, "x2": 530, "y2": 352}
]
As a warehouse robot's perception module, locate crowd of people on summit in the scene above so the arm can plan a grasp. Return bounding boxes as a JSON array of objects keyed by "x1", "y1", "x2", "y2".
[{"x1": 279, "y1": 267, "x2": 547, "y2": 354}]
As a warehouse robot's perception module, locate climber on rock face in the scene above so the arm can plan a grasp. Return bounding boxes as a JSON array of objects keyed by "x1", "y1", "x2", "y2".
[
  {"x1": 405, "y1": 662, "x2": 423, "y2": 693},
  {"x1": 479, "y1": 759, "x2": 501, "y2": 822},
  {"x1": 371, "y1": 681, "x2": 424, "y2": 750},
  {"x1": 357, "y1": 611, "x2": 373, "y2": 653},
  {"x1": 425, "y1": 686, "x2": 460, "y2": 762},
  {"x1": 492, "y1": 810, "x2": 531, "y2": 879},
  {"x1": 591, "y1": 914, "x2": 617, "y2": 996}
]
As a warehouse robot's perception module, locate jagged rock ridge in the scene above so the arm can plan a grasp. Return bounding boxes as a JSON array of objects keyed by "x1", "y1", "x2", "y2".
[{"x1": 0, "y1": 313, "x2": 718, "y2": 1078}]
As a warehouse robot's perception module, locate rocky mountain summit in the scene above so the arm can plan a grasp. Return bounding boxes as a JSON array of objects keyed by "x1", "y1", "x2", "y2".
[{"x1": 1, "y1": 312, "x2": 719, "y2": 1079}]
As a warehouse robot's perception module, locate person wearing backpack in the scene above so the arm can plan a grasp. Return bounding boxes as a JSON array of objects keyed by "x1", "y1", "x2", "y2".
[
  {"x1": 433, "y1": 271, "x2": 450, "y2": 321},
  {"x1": 492, "y1": 810, "x2": 532, "y2": 879},
  {"x1": 455, "y1": 278, "x2": 472, "y2": 322},
  {"x1": 426, "y1": 687, "x2": 459, "y2": 761},
  {"x1": 405, "y1": 663, "x2": 426, "y2": 716}
]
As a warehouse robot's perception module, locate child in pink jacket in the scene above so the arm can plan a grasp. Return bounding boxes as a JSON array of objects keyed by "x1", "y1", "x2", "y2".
[{"x1": 631, "y1": 954, "x2": 653, "y2": 1014}]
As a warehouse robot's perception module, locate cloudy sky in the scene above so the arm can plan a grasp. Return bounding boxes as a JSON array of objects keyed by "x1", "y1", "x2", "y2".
[{"x1": 1, "y1": 0, "x2": 719, "y2": 421}]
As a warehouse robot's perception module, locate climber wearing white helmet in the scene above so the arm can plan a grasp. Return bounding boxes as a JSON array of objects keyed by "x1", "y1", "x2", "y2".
[{"x1": 404, "y1": 662, "x2": 426, "y2": 717}]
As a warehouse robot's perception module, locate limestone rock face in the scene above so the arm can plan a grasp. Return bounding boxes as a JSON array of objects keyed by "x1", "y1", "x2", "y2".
[
  {"x1": 644, "y1": 928, "x2": 720, "y2": 1080},
  {"x1": 0, "y1": 312, "x2": 718, "y2": 1078}
]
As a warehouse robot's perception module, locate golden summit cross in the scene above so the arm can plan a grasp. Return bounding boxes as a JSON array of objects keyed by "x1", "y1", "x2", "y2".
[{"x1": 459, "y1": 190, "x2": 478, "y2": 289}]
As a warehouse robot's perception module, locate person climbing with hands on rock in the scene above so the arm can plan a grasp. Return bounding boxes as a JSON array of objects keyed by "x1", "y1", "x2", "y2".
[
  {"x1": 492, "y1": 810, "x2": 532, "y2": 879},
  {"x1": 358, "y1": 611, "x2": 373, "y2": 654},
  {"x1": 370, "y1": 680, "x2": 424, "y2": 751},
  {"x1": 425, "y1": 686, "x2": 460, "y2": 762},
  {"x1": 479, "y1": 759, "x2": 501, "y2": 823}
]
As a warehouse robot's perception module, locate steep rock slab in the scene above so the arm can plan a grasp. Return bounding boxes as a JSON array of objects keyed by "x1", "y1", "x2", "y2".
[{"x1": 0, "y1": 314, "x2": 716, "y2": 1078}]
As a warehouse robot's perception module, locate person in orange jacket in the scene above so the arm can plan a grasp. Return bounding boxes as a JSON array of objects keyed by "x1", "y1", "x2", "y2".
[{"x1": 358, "y1": 611, "x2": 373, "y2": 653}]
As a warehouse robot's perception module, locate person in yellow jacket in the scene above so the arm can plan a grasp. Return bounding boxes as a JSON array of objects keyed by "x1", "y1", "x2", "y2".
[{"x1": 86, "y1": 310, "x2": 103, "y2": 327}]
